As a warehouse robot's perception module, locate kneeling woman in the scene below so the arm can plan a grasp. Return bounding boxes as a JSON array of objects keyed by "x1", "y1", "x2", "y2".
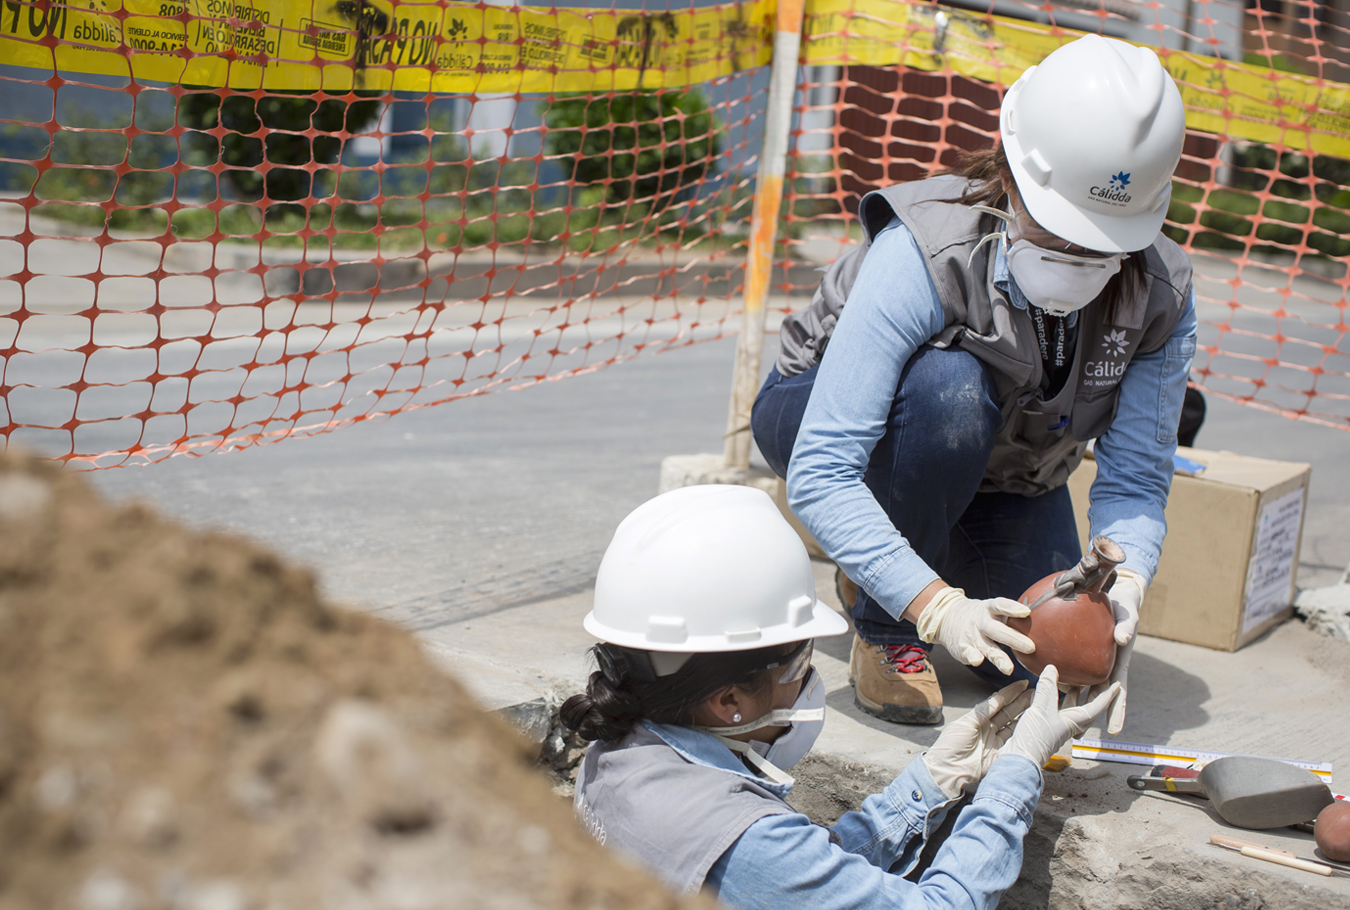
[{"x1": 564, "y1": 485, "x2": 1116, "y2": 908}]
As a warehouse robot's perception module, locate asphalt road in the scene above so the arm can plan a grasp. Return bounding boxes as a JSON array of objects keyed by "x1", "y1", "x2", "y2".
[
  {"x1": 77, "y1": 329, "x2": 1350, "y2": 635},
  {"x1": 85, "y1": 334, "x2": 744, "y2": 625}
]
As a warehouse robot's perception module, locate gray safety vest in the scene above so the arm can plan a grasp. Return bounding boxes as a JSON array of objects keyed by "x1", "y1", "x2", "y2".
[
  {"x1": 777, "y1": 175, "x2": 1193, "y2": 496},
  {"x1": 573, "y1": 725, "x2": 796, "y2": 894}
]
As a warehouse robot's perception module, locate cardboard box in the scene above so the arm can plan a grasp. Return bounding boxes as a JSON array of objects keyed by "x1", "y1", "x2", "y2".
[{"x1": 1068, "y1": 446, "x2": 1311, "y2": 651}]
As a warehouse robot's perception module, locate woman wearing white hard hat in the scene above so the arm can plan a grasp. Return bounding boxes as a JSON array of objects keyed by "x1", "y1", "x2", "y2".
[
  {"x1": 751, "y1": 34, "x2": 1194, "y2": 729},
  {"x1": 564, "y1": 484, "x2": 1117, "y2": 905}
]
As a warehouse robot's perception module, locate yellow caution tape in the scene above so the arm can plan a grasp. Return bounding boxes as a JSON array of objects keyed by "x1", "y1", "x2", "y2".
[
  {"x1": 801, "y1": 0, "x2": 1350, "y2": 160},
  {"x1": 0, "y1": 0, "x2": 774, "y2": 92},
  {"x1": 2, "y1": 0, "x2": 1349, "y2": 159}
]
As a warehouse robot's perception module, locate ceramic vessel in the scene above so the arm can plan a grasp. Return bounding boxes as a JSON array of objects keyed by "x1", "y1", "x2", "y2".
[
  {"x1": 1006, "y1": 536, "x2": 1123, "y2": 687},
  {"x1": 1315, "y1": 801, "x2": 1350, "y2": 862}
]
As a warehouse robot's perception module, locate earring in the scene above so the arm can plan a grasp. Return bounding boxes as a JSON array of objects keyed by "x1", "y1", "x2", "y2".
[{"x1": 732, "y1": 713, "x2": 742, "y2": 723}]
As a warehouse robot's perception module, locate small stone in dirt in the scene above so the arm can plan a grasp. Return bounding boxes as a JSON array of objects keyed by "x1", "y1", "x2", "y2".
[
  {"x1": 227, "y1": 771, "x2": 281, "y2": 820},
  {"x1": 0, "y1": 474, "x2": 51, "y2": 521},
  {"x1": 121, "y1": 787, "x2": 179, "y2": 847},
  {"x1": 519, "y1": 824, "x2": 552, "y2": 857},
  {"x1": 183, "y1": 879, "x2": 252, "y2": 910},
  {"x1": 316, "y1": 699, "x2": 435, "y2": 834},
  {"x1": 36, "y1": 764, "x2": 79, "y2": 811},
  {"x1": 79, "y1": 870, "x2": 145, "y2": 910}
]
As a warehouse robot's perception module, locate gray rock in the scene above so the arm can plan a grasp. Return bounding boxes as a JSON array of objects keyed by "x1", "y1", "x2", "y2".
[
  {"x1": 496, "y1": 694, "x2": 558, "y2": 747},
  {"x1": 1294, "y1": 583, "x2": 1350, "y2": 642}
]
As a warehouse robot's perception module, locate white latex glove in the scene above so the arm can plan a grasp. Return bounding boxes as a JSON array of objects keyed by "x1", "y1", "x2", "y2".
[
  {"x1": 1062, "y1": 568, "x2": 1145, "y2": 735},
  {"x1": 923, "y1": 680, "x2": 1033, "y2": 798},
  {"x1": 1004, "y1": 664, "x2": 1121, "y2": 769},
  {"x1": 916, "y1": 586, "x2": 1035, "y2": 676}
]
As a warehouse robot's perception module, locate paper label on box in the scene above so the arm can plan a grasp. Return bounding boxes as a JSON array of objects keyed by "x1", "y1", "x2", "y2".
[{"x1": 1242, "y1": 487, "x2": 1305, "y2": 633}]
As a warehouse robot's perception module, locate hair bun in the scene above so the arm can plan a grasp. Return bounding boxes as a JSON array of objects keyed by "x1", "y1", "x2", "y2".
[{"x1": 561, "y1": 671, "x2": 643, "y2": 742}]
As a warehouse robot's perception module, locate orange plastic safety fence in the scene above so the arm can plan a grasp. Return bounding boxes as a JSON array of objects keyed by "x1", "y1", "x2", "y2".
[
  {"x1": 1, "y1": 0, "x2": 773, "y2": 466},
  {"x1": 781, "y1": 0, "x2": 1350, "y2": 430},
  {"x1": 7, "y1": 0, "x2": 1350, "y2": 470}
]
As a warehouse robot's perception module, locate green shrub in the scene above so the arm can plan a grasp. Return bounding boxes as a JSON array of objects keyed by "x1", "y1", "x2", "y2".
[
  {"x1": 542, "y1": 89, "x2": 723, "y2": 211},
  {"x1": 1177, "y1": 141, "x2": 1350, "y2": 261}
]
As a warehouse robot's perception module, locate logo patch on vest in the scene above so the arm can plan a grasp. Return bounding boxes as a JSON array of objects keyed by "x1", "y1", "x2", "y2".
[
  {"x1": 1080, "y1": 331, "x2": 1133, "y2": 387},
  {"x1": 1089, "y1": 171, "x2": 1132, "y2": 207},
  {"x1": 577, "y1": 795, "x2": 608, "y2": 845}
]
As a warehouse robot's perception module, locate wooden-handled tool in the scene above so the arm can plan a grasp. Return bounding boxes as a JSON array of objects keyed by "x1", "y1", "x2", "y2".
[{"x1": 1209, "y1": 834, "x2": 1350, "y2": 878}]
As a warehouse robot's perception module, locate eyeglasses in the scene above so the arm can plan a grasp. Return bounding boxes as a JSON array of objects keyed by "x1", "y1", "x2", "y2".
[
  {"x1": 1006, "y1": 197, "x2": 1111, "y2": 259},
  {"x1": 759, "y1": 638, "x2": 814, "y2": 685}
]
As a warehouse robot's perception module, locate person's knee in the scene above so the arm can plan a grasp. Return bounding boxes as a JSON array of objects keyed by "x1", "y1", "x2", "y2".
[
  {"x1": 900, "y1": 349, "x2": 1000, "y2": 455},
  {"x1": 749, "y1": 402, "x2": 789, "y2": 479},
  {"x1": 751, "y1": 366, "x2": 816, "y2": 480},
  {"x1": 935, "y1": 378, "x2": 999, "y2": 453}
]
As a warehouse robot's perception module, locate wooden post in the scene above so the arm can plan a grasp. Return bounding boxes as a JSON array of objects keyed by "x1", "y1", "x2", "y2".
[{"x1": 723, "y1": 0, "x2": 805, "y2": 469}]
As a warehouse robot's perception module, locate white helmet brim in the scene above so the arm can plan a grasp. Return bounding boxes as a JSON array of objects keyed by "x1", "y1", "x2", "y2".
[
  {"x1": 1006, "y1": 132, "x2": 1173, "y2": 254},
  {"x1": 583, "y1": 598, "x2": 849, "y2": 653}
]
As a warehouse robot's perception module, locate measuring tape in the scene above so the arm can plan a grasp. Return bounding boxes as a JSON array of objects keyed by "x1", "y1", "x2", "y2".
[{"x1": 1072, "y1": 737, "x2": 1334, "y2": 785}]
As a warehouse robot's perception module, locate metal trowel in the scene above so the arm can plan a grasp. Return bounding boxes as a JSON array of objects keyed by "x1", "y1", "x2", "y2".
[{"x1": 1127, "y1": 756, "x2": 1335, "y2": 829}]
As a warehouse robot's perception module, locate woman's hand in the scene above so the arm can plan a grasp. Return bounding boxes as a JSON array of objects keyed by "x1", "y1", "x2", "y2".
[
  {"x1": 923, "y1": 680, "x2": 1034, "y2": 798},
  {"x1": 1003, "y1": 665, "x2": 1120, "y2": 769},
  {"x1": 1061, "y1": 568, "x2": 1145, "y2": 735},
  {"x1": 915, "y1": 586, "x2": 1035, "y2": 675}
]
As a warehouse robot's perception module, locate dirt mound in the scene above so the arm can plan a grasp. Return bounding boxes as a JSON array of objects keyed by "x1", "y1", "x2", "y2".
[{"x1": 0, "y1": 452, "x2": 712, "y2": 910}]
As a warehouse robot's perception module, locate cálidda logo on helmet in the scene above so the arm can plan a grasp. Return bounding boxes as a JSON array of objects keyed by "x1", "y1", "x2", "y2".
[{"x1": 1089, "y1": 172, "x2": 1132, "y2": 206}]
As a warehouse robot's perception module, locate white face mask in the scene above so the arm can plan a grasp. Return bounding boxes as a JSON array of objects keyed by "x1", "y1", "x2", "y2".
[
  {"x1": 966, "y1": 203, "x2": 1125, "y2": 318},
  {"x1": 691, "y1": 668, "x2": 826, "y2": 786},
  {"x1": 1005, "y1": 239, "x2": 1124, "y2": 317}
]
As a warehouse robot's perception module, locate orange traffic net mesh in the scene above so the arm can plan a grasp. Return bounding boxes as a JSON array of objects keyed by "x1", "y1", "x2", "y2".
[
  {"x1": 1, "y1": 0, "x2": 774, "y2": 466},
  {"x1": 782, "y1": 0, "x2": 1350, "y2": 429},
  {"x1": 6, "y1": 0, "x2": 1350, "y2": 471}
]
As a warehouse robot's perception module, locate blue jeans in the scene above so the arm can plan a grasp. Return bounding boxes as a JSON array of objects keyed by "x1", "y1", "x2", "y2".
[{"x1": 751, "y1": 346, "x2": 1081, "y2": 688}]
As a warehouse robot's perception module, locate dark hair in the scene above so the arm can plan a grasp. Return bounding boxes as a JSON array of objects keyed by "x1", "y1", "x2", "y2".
[
  {"x1": 943, "y1": 143, "x2": 1146, "y2": 325},
  {"x1": 560, "y1": 644, "x2": 785, "y2": 742}
]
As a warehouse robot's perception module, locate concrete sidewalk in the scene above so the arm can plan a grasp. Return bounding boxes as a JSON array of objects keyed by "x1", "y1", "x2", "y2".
[{"x1": 421, "y1": 558, "x2": 1350, "y2": 909}]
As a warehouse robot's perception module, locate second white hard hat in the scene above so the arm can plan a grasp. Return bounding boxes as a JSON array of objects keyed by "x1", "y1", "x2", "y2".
[
  {"x1": 1000, "y1": 34, "x2": 1186, "y2": 253},
  {"x1": 583, "y1": 484, "x2": 849, "y2": 654}
]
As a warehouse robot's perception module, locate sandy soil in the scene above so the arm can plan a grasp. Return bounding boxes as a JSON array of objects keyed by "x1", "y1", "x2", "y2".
[{"x1": 0, "y1": 451, "x2": 715, "y2": 910}]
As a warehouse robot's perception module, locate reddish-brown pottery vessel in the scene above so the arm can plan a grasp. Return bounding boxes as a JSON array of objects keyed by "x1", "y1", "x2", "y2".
[
  {"x1": 1315, "y1": 801, "x2": 1350, "y2": 862},
  {"x1": 1006, "y1": 536, "x2": 1123, "y2": 687}
]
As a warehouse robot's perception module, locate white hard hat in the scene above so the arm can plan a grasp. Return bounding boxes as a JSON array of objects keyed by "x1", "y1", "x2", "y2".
[
  {"x1": 1000, "y1": 34, "x2": 1186, "y2": 253},
  {"x1": 584, "y1": 485, "x2": 849, "y2": 654}
]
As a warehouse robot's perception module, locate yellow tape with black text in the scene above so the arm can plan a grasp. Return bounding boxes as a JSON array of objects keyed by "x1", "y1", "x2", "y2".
[{"x1": 3, "y1": 0, "x2": 1349, "y2": 156}]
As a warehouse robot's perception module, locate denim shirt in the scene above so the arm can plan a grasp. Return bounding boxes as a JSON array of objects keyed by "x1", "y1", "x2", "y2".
[
  {"x1": 636, "y1": 722, "x2": 1044, "y2": 910},
  {"x1": 786, "y1": 218, "x2": 1198, "y2": 616}
]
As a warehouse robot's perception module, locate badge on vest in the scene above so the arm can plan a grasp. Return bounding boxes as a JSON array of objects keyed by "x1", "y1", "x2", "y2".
[
  {"x1": 1080, "y1": 328, "x2": 1138, "y2": 389},
  {"x1": 1101, "y1": 329, "x2": 1130, "y2": 358}
]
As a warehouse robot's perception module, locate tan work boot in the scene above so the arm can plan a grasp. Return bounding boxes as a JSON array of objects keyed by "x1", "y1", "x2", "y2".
[{"x1": 849, "y1": 635, "x2": 943, "y2": 725}]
